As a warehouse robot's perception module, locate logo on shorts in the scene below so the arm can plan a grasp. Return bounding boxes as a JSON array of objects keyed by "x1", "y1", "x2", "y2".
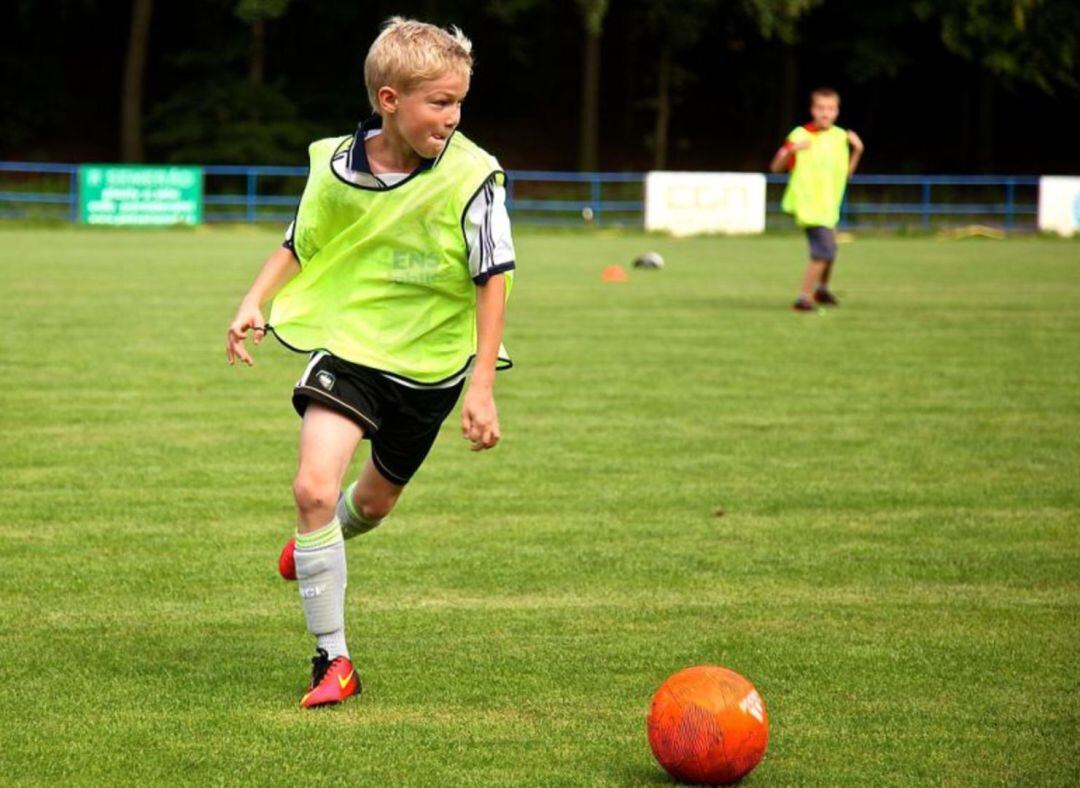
[{"x1": 316, "y1": 371, "x2": 335, "y2": 391}]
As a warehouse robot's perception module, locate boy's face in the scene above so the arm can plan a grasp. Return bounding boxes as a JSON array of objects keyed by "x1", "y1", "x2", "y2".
[
  {"x1": 810, "y1": 96, "x2": 839, "y2": 129},
  {"x1": 386, "y1": 70, "x2": 470, "y2": 159}
]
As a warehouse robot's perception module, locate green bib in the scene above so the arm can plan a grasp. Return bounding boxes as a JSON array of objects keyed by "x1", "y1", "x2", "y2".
[
  {"x1": 269, "y1": 131, "x2": 511, "y2": 385},
  {"x1": 781, "y1": 125, "x2": 849, "y2": 228}
]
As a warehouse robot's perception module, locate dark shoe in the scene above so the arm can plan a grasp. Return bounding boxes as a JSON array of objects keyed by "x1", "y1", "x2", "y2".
[
  {"x1": 792, "y1": 297, "x2": 815, "y2": 312},
  {"x1": 813, "y1": 287, "x2": 839, "y2": 306}
]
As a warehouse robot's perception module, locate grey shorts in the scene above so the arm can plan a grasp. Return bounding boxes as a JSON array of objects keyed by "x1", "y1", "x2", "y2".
[{"x1": 805, "y1": 226, "x2": 837, "y2": 262}]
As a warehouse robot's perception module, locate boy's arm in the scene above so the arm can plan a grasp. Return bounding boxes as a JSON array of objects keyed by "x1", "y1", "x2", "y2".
[
  {"x1": 847, "y1": 130, "x2": 865, "y2": 176},
  {"x1": 226, "y1": 246, "x2": 300, "y2": 366},
  {"x1": 769, "y1": 139, "x2": 810, "y2": 173},
  {"x1": 461, "y1": 274, "x2": 506, "y2": 451}
]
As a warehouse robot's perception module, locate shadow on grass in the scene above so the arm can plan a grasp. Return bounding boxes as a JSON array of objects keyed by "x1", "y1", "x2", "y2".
[
  {"x1": 616, "y1": 763, "x2": 766, "y2": 786},
  {"x1": 614, "y1": 764, "x2": 674, "y2": 785},
  {"x1": 672, "y1": 296, "x2": 801, "y2": 313}
]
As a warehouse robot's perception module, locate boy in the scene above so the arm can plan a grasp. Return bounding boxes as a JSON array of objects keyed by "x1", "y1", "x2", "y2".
[
  {"x1": 225, "y1": 18, "x2": 515, "y2": 708},
  {"x1": 770, "y1": 87, "x2": 864, "y2": 311}
]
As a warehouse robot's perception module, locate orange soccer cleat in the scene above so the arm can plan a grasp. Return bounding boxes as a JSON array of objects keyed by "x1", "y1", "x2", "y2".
[
  {"x1": 278, "y1": 538, "x2": 297, "y2": 581},
  {"x1": 300, "y1": 648, "x2": 362, "y2": 709}
]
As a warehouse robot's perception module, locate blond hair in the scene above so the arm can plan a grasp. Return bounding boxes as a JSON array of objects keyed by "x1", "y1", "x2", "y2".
[{"x1": 364, "y1": 17, "x2": 473, "y2": 112}]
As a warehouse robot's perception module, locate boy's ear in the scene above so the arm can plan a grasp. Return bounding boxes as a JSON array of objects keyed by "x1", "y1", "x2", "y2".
[{"x1": 377, "y1": 86, "x2": 399, "y2": 115}]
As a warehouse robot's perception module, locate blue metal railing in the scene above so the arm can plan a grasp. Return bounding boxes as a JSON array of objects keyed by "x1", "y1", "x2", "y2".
[
  {"x1": 501, "y1": 170, "x2": 643, "y2": 226},
  {"x1": 201, "y1": 164, "x2": 310, "y2": 223},
  {"x1": 764, "y1": 173, "x2": 1039, "y2": 232},
  {"x1": 0, "y1": 161, "x2": 81, "y2": 222},
  {"x1": 0, "y1": 161, "x2": 1041, "y2": 231}
]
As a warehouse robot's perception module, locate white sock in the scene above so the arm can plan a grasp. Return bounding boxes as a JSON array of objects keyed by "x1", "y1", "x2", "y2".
[
  {"x1": 317, "y1": 630, "x2": 349, "y2": 661},
  {"x1": 294, "y1": 519, "x2": 349, "y2": 661}
]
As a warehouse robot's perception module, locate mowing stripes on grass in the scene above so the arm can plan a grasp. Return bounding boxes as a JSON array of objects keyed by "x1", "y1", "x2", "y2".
[{"x1": 1, "y1": 227, "x2": 1078, "y2": 786}]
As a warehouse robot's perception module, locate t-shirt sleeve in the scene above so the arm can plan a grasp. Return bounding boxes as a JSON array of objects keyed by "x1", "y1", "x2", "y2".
[
  {"x1": 282, "y1": 219, "x2": 297, "y2": 255},
  {"x1": 463, "y1": 175, "x2": 516, "y2": 285},
  {"x1": 282, "y1": 175, "x2": 306, "y2": 261}
]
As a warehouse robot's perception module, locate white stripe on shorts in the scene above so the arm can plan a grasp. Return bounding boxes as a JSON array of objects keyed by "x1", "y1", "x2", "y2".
[{"x1": 296, "y1": 351, "x2": 328, "y2": 387}]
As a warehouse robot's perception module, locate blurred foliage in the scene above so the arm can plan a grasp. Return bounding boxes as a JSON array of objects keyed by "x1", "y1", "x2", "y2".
[
  {"x1": 1, "y1": 0, "x2": 1077, "y2": 170},
  {"x1": 915, "y1": 0, "x2": 1079, "y2": 94},
  {"x1": 577, "y1": 0, "x2": 610, "y2": 34},
  {"x1": 742, "y1": 0, "x2": 825, "y2": 42},
  {"x1": 146, "y1": 78, "x2": 312, "y2": 164},
  {"x1": 234, "y1": 0, "x2": 291, "y2": 23},
  {"x1": 635, "y1": 0, "x2": 721, "y2": 48},
  {"x1": 835, "y1": 3, "x2": 914, "y2": 83}
]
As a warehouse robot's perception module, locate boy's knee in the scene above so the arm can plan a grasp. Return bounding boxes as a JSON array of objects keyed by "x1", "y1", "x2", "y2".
[
  {"x1": 357, "y1": 496, "x2": 396, "y2": 522},
  {"x1": 292, "y1": 473, "x2": 338, "y2": 516}
]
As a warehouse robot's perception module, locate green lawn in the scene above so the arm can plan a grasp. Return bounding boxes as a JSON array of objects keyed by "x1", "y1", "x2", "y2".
[{"x1": 1, "y1": 227, "x2": 1077, "y2": 786}]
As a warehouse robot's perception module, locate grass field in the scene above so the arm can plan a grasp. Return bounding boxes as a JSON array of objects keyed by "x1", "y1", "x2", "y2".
[{"x1": 1, "y1": 227, "x2": 1078, "y2": 786}]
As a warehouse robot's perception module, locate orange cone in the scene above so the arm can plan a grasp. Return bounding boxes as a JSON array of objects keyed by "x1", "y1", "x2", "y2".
[{"x1": 601, "y1": 265, "x2": 628, "y2": 282}]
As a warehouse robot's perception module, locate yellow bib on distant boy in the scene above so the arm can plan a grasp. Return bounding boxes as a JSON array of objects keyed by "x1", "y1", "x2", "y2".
[
  {"x1": 269, "y1": 132, "x2": 511, "y2": 385},
  {"x1": 781, "y1": 125, "x2": 849, "y2": 228}
]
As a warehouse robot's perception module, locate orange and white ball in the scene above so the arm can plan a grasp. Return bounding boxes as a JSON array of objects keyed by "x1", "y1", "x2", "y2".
[{"x1": 647, "y1": 665, "x2": 769, "y2": 785}]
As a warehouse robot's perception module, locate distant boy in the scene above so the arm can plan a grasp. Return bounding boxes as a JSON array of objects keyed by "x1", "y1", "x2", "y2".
[
  {"x1": 225, "y1": 18, "x2": 515, "y2": 708},
  {"x1": 771, "y1": 87, "x2": 864, "y2": 311}
]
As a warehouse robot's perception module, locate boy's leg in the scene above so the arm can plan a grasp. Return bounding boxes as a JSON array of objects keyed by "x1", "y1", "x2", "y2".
[
  {"x1": 813, "y1": 229, "x2": 840, "y2": 305},
  {"x1": 337, "y1": 459, "x2": 404, "y2": 538},
  {"x1": 283, "y1": 456, "x2": 402, "y2": 574},
  {"x1": 794, "y1": 259, "x2": 828, "y2": 310},
  {"x1": 279, "y1": 386, "x2": 410, "y2": 574},
  {"x1": 292, "y1": 403, "x2": 362, "y2": 669},
  {"x1": 799, "y1": 260, "x2": 829, "y2": 300},
  {"x1": 337, "y1": 378, "x2": 462, "y2": 533},
  {"x1": 814, "y1": 261, "x2": 839, "y2": 305},
  {"x1": 294, "y1": 402, "x2": 363, "y2": 529},
  {"x1": 819, "y1": 260, "x2": 834, "y2": 286},
  {"x1": 287, "y1": 369, "x2": 458, "y2": 563},
  {"x1": 795, "y1": 227, "x2": 837, "y2": 309}
]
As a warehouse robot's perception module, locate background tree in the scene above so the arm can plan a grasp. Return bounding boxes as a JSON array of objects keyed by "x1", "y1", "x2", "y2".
[
  {"x1": 235, "y1": 0, "x2": 291, "y2": 86},
  {"x1": 919, "y1": 0, "x2": 1079, "y2": 95},
  {"x1": 740, "y1": 0, "x2": 822, "y2": 144},
  {"x1": 630, "y1": 0, "x2": 818, "y2": 169},
  {"x1": 917, "y1": 0, "x2": 1079, "y2": 168},
  {"x1": 121, "y1": 0, "x2": 154, "y2": 162},
  {"x1": 2, "y1": 0, "x2": 1079, "y2": 172},
  {"x1": 632, "y1": 0, "x2": 717, "y2": 170},
  {"x1": 576, "y1": 0, "x2": 609, "y2": 171},
  {"x1": 143, "y1": 0, "x2": 308, "y2": 164}
]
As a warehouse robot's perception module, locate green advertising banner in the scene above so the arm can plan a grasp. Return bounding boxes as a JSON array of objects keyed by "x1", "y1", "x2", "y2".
[{"x1": 79, "y1": 165, "x2": 203, "y2": 225}]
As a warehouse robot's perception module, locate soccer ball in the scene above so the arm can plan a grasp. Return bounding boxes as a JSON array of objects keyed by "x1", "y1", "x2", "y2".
[
  {"x1": 647, "y1": 665, "x2": 768, "y2": 785},
  {"x1": 633, "y1": 251, "x2": 665, "y2": 269}
]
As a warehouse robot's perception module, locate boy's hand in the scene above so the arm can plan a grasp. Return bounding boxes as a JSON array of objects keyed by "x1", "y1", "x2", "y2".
[
  {"x1": 847, "y1": 130, "x2": 864, "y2": 152},
  {"x1": 461, "y1": 384, "x2": 500, "y2": 451},
  {"x1": 770, "y1": 140, "x2": 809, "y2": 172},
  {"x1": 226, "y1": 300, "x2": 266, "y2": 366}
]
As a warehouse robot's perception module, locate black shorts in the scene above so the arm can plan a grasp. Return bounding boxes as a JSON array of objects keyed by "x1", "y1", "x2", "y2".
[
  {"x1": 805, "y1": 226, "x2": 838, "y2": 262},
  {"x1": 292, "y1": 352, "x2": 463, "y2": 485}
]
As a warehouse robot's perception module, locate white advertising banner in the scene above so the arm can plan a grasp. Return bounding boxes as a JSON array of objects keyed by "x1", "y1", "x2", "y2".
[
  {"x1": 1038, "y1": 176, "x2": 1080, "y2": 237},
  {"x1": 645, "y1": 172, "x2": 766, "y2": 236}
]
